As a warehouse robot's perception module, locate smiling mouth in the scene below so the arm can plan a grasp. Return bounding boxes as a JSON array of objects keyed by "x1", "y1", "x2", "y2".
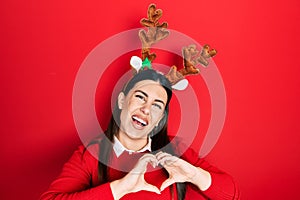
[{"x1": 132, "y1": 115, "x2": 148, "y2": 127}]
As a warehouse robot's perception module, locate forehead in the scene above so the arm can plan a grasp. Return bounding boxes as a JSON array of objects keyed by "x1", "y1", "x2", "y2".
[{"x1": 129, "y1": 80, "x2": 168, "y2": 102}]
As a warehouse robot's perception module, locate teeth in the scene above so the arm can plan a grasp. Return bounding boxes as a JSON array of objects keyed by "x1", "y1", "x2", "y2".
[{"x1": 132, "y1": 116, "x2": 147, "y2": 126}]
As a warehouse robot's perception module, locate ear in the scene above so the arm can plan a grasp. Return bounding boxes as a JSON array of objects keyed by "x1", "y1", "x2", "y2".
[
  {"x1": 130, "y1": 56, "x2": 142, "y2": 73},
  {"x1": 118, "y1": 92, "x2": 125, "y2": 109},
  {"x1": 172, "y1": 79, "x2": 189, "y2": 90}
]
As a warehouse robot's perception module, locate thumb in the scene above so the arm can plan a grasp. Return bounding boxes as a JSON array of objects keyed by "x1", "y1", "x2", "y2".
[
  {"x1": 160, "y1": 178, "x2": 175, "y2": 191},
  {"x1": 143, "y1": 183, "x2": 161, "y2": 194}
]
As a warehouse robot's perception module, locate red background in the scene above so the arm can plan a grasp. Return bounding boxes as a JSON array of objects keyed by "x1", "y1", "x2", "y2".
[{"x1": 1, "y1": 0, "x2": 299, "y2": 199}]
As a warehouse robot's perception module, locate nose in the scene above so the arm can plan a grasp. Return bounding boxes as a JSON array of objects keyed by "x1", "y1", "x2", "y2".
[{"x1": 140, "y1": 102, "x2": 151, "y2": 115}]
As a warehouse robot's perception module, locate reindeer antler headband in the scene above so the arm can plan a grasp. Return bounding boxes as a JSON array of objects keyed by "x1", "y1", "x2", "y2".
[{"x1": 130, "y1": 3, "x2": 217, "y2": 90}]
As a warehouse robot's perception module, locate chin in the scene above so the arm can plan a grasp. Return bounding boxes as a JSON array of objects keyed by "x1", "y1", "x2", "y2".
[{"x1": 126, "y1": 131, "x2": 149, "y2": 140}]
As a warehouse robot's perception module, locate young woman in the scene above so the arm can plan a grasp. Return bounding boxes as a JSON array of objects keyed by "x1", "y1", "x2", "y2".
[{"x1": 40, "y1": 69, "x2": 240, "y2": 200}]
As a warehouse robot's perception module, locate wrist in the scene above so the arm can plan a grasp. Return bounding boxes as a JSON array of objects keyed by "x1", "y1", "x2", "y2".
[
  {"x1": 110, "y1": 179, "x2": 127, "y2": 200},
  {"x1": 190, "y1": 167, "x2": 212, "y2": 191}
]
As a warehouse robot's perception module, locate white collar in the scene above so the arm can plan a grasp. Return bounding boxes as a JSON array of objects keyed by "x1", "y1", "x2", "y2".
[{"x1": 113, "y1": 136, "x2": 152, "y2": 157}]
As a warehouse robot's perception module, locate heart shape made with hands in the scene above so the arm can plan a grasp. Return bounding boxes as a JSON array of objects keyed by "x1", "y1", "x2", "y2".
[{"x1": 133, "y1": 152, "x2": 197, "y2": 192}]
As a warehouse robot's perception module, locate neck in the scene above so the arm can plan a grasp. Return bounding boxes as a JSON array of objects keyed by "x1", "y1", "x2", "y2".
[{"x1": 117, "y1": 131, "x2": 148, "y2": 151}]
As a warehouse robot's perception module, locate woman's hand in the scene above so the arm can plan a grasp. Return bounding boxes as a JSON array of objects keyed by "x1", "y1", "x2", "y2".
[
  {"x1": 156, "y1": 152, "x2": 212, "y2": 191},
  {"x1": 110, "y1": 153, "x2": 160, "y2": 199}
]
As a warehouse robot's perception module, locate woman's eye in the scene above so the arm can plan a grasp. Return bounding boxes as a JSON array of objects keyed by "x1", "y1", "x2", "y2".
[
  {"x1": 135, "y1": 94, "x2": 145, "y2": 101},
  {"x1": 152, "y1": 103, "x2": 162, "y2": 110}
]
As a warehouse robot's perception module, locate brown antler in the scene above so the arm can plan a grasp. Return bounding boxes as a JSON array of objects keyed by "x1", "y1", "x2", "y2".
[
  {"x1": 140, "y1": 4, "x2": 168, "y2": 28},
  {"x1": 195, "y1": 44, "x2": 217, "y2": 67},
  {"x1": 136, "y1": 4, "x2": 217, "y2": 89},
  {"x1": 179, "y1": 45, "x2": 201, "y2": 76},
  {"x1": 165, "y1": 44, "x2": 217, "y2": 85},
  {"x1": 165, "y1": 66, "x2": 184, "y2": 85},
  {"x1": 139, "y1": 4, "x2": 169, "y2": 62}
]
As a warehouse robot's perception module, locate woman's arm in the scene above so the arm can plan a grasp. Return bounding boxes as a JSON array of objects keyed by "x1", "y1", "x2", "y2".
[
  {"x1": 40, "y1": 145, "x2": 115, "y2": 200},
  {"x1": 164, "y1": 139, "x2": 241, "y2": 200},
  {"x1": 192, "y1": 158, "x2": 241, "y2": 200},
  {"x1": 40, "y1": 146, "x2": 161, "y2": 200}
]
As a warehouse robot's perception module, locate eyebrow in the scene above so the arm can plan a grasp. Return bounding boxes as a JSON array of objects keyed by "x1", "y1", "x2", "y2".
[{"x1": 134, "y1": 90, "x2": 166, "y2": 106}]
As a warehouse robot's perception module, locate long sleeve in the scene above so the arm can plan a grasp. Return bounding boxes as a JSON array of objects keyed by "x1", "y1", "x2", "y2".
[
  {"x1": 173, "y1": 139, "x2": 241, "y2": 200},
  {"x1": 40, "y1": 145, "x2": 114, "y2": 200},
  {"x1": 41, "y1": 139, "x2": 241, "y2": 199}
]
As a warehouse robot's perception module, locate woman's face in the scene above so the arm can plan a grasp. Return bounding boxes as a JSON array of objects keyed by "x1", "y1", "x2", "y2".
[{"x1": 118, "y1": 80, "x2": 168, "y2": 140}]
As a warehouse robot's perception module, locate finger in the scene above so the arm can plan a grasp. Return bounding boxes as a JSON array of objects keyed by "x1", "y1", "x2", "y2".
[
  {"x1": 158, "y1": 155, "x2": 178, "y2": 167},
  {"x1": 143, "y1": 183, "x2": 161, "y2": 194},
  {"x1": 141, "y1": 154, "x2": 158, "y2": 167},
  {"x1": 156, "y1": 152, "x2": 177, "y2": 162},
  {"x1": 155, "y1": 151, "x2": 170, "y2": 160},
  {"x1": 155, "y1": 151, "x2": 165, "y2": 157},
  {"x1": 139, "y1": 153, "x2": 156, "y2": 163},
  {"x1": 160, "y1": 178, "x2": 175, "y2": 191},
  {"x1": 140, "y1": 153, "x2": 156, "y2": 160},
  {"x1": 132, "y1": 154, "x2": 158, "y2": 173},
  {"x1": 156, "y1": 152, "x2": 173, "y2": 166}
]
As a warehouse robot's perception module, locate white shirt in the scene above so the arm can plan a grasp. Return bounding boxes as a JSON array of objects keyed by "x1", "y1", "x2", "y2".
[{"x1": 113, "y1": 136, "x2": 152, "y2": 157}]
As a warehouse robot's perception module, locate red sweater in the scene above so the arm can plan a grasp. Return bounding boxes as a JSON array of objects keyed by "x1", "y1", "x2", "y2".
[{"x1": 40, "y1": 139, "x2": 240, "y2": 199}]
